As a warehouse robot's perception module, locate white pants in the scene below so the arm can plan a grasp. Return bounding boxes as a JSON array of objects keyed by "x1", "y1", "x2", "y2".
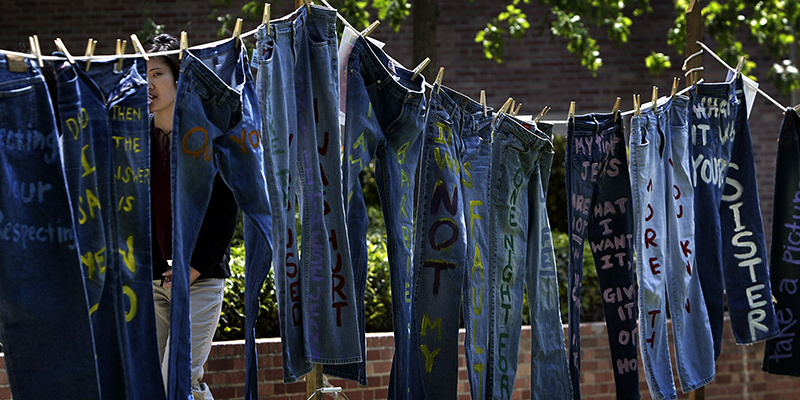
[{"x1": 153, "y1": 278, "x2": 225, "y2": 400}]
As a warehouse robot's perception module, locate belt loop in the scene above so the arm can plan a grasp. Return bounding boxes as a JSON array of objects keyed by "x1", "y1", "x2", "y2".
[{"x1": 592, "y1": 115, "x2": 600, "y2": 134}]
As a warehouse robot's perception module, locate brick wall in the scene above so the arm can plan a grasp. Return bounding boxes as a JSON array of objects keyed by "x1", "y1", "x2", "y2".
[{"x1": 0, "y1": 318, "x2": 796, "y2": 399}]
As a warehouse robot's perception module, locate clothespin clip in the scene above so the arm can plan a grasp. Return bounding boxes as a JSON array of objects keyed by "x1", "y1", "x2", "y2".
[
  {"x1": 434, "y1": 67, "x2": 444, "y2": 94},
  {"x1": 410, "y1": 57, "x2": 430, "y2": 80},
  {"x1": 232, "y1": 18, "x2": 243, "y2": 47},
  {"x1": 53, "y1": 38, "x2": 75, "y2": 64},
  {"x1": 651, "y1": 86, "x2": 658, "y2": 113},
  {"x1": 179, "y1": 31, "x2": 188, "y2": 61},
  {"x1": 28, "y1": 36, "x2": 43, "y2": 67},
  {"x1": 633, "y1": 94, "x2": 641, "y2": 117},
  {"x1": 84, "y1": 38, "x2": 97, "y2": 72},
  {"x1": 670, "y1": 77, "x2": 680, "y2": 98},
  {"x1": 508, "y1": 100, "x2": 516, "y2": 116},
  {"x1": 263, "y1": 4, "x2": 271, "y2": 35},
  {"x1": 795, "y1": 103, "x2": 800, "y2": 112},
  {"x1": 512, "y1": 103, "x2": 522, "y2": 117},
  {"x1": 498, "y1": 97, "x2": 514, "y2": 115},
  {"x1": 303, "y1": 0, "x2": 312, "y2": 14},
  {"x1": 361, "y1": 20, "x2": 380, "y2": 37},
  {"x1": 568, "y1": 101, "x2": 575, "y2": 120},
  {"x1": 480, "y1": 90, "x2": 487, "y2": 117},
  {"x1": 734, "y1": 55, "x2": 745, "y2": 78},
  {"x1": 612, "y1": 97, "x2": 621, "y2": 122},
  {"x1": 533, "y1": 106, "x2": 550, "y2": 123},
  {"x1": 130, "y1": 34, "x2": 149, "y2": 61},
  {"x1": 114, "y1": 38, "x2": 127, "y2": 73}
]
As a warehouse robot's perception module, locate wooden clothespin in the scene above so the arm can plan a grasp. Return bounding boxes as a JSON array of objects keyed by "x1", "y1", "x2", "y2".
[
  {"x1": 130, "y1": 34, "x2": 149, "y2": 61},
  {"x1": 534, "y1": 106, "x2": 550, "y2": 123},
  {"x1": 651, "y1": 86, "x2": 658, "y2": 113},
  {"x1": 361, "y1": 20, "x2": 380, "y2": 37},
  {"x1": 795, "y1": 103, "x2": 800, "y2": 112},
  {"x1": 633, "y1": 94, "x2": 641, "y2": 117},
  {"x1": 568, "y1": 101, "x2": 575, "y2": 120},
  {"x1": 499, "y1": 97, "x2": 514, "y2": 115},
  {"x1": 480, "y1": 90, "x2": 487, "y2": 117},
  {"x1": 508, "y1": 100, "x2": 516, "y2": 116},
  {"x1": 53, "y1": 38, "x2": 75, "y2": 64},
  {"x1": 302, "y1": 0, "x2": 312, "y2": 13},
  {"x1": 411, "y1": 57, "x2": 430, "y2": 80},
  {"x1": 734, "y1": 55, "x2": 745, "y2": 78},
  {"x1": 263, "y1": 4, "x2": 271, "y2": 34},
  {"x1": 671, "y1": 77, "x2": 680, "y2": 98},
  {"x1": 179, "y1": 31, "x2": 188, "y2": 61},
  {"x1": 232, "y1": 17, "x2": 243, "y2": 47},
  {"x1": 114, "y1": 39, "x2": 127, "y2": 73},
  {"x1": 512, "y1": 103, "x2": 522, "y2": 117},
  {"x1": 612, "y1": 97, "x2": 621, "y2": 121},
  {"x1": 28, "y1": 36, "x2": 43, "y2": 67},
  {"x1": 434, "y1": 67, "x2": 444, "y2": 94},
  {"x1": 84, "y1": 38, "x2": 97, "y2": 72}
]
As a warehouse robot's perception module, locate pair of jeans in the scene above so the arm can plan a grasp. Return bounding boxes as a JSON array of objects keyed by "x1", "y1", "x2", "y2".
[
  {"x1": 566, "y1": 113, "x2": 639, "y2": 400},
  {"x1": 57, "y1": 57, "x2": 165, "y2": 400},
  {"x1": 629, "y1": 96, "x2": 714, "y2": 399},
  {"x1": 255, "y1": 4, "x2": 361, "y2": 385},
  {"x1": 412, "y1": 85, "x2": 493, "y2": 399},
  {"x1": 763, "y1": 108, "x2": 800, "y2": 375},
  {"x1": 0, "y1": 55, "x2": 101, "y2": 399},
  {"x1": 690, "y1": 79, "x2": 778, "y2": 360},
  {"x1": 170, "y1": 37, "x2": 273, "y2": 399},
  {"x1": 490, "y1": 113, "x2": 571, "y2": 400},
  {"x1": 333, "y1": 35, "x2": 427, "y2": 391}
]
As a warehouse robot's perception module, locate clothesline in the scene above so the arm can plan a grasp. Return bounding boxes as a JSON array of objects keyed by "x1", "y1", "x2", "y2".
[{"x1": 0, "y1": 4, "x2": 794, "y2": 122}]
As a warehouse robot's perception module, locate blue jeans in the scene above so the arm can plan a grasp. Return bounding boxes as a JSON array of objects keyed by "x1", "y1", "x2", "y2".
[
  {"x1": 566, "y1": 113, "x2": 639, "y2": 400},
  {"x1": 490, "y1": 114, "x2": 572, "y2": 400},
  {"x1": 763, "y1": 108, "x2": 800, "y2": 375},
  {"x1": 170, "y1": 37, "x2": 274, "y2": 399},
  {"x1": 690, "y1": 79, "x2": 778, "y2": 360},
  {"x1": 0, "y1": 55, "x2": 101, "y2": 399},
  {"x1": 331, "y1": 35, "x2": 427, "y2": 391},
  {"x1": 412, "y1": 85, "x2": 493, "y2": 399},
  {"x1": 57, "y1": 57, "x2": 166, "y2": 400},
  {"x1": 254, "y1": 4, "x2": 361, "y2": 384},
  {"x1": 630, "y1": 96, "x2": 714, "y2": 399}
]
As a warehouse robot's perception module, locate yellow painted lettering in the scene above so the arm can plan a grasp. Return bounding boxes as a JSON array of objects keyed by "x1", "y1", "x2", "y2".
[
  {"x1": 85, "y1": 188, "x2": 101, "y2": 220},
  {"x1": 123, "y1": 285, "x2": 137, "y2": 322},
  {"x1": 119, "y1": 236, "x2": 136, "y2": 274},
  {"x1": 352, "y1": 132, "x2": 366, "y2": 153},
  {"x1": 420, "y1": 314, "x2": 442, "y2": 340},
  {"x1": 80, "y1": 145, "x2": 97, "y2": 177},
  {"x1": 397, "y1": 142, "x2": 410, "y2": 164},
  {"x1": 419, "y1": 345, "x2": 441, "y2": 373}
]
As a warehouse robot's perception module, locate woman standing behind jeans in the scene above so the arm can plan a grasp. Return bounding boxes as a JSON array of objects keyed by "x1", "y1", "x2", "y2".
[{"x1": 143, "y1": 33, "x2": 239, "y2": 400}]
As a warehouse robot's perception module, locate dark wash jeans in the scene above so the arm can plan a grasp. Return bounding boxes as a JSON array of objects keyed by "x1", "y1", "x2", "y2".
[
  {"x1": 412, "y1": 84, "x2": 493, "y2": 399},
  {"x1": 763, "y1": 108, "x2": 800, "y2": 375},
  {"x1": 57, "y1": 58, "x2": 165, "y2": 400},
  {"x1": 690, "y1": 79, "x2": 778, "y2": 360},
  {"x1": 170, "y1": 37, "x2": 274, "y2": 399},
  {"x1": 332, "y1": 35, "x2": 427, "y2": 391},
  {"x1": 566, "y1": 113, "x2": 639, "y2": 400},
  {"x1": 0, "y1": 55, "x2": 101, "y2": 399},
  {"x1": 254, "y1": 4, "x2": 361, "y2": 384},
  {"x1": 490, "y1": 114, "x2": 572, "y2": 400}
]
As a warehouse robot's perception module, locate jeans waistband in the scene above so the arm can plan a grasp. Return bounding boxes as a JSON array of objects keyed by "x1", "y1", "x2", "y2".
[
  {"x1": 0, "y1": 55, "x2": 43, "y2": 81},
  {"x1": 694, "y1": 79, "x2": 736, "y2": 101},
  {"x1": 494, "y1": 112, "x2": 551, "y2": 153},
  {"x1": 180, "y1": 52, "x2": 241, "y2": 110},
  {"x1": 432, "y1": 85, "x2": 492, "y2": 139},
  {"x1": 271, "y1": 4, "x2": 337, "y2": 37},
  {"x1": 351, "y1": 36, "x2": 425, "y2": 108},
  {"x1": 570, "y1": 113, "x2": 621, "y2": 137}
]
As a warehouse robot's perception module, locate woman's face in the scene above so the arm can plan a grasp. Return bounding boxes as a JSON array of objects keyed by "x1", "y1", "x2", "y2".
[{"x1": 147, "y1": 57, "x2": 177, "y2": 115}]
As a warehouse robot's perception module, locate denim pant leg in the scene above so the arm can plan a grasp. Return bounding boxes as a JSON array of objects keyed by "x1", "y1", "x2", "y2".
[
  {"x1": 413, "y1": 85, "x2": 470, "y2": 399},
  {"x1": 262, "y1": 13, "x2": 310, "y2": 382},
  {"x1": 719, "y1": 79, "x2": 779, "y2": 345},
  {"x1": 666, "y1": 95, "x2": 715, "y2": 392},
  {"x1": 630, "y1": 107, "x2": 675, "y2": 400},
  {"x1": 293, "y1": 5, "x2": 361, "y2": 364},
  {"x1": 524, "y1": 121, "x2": 572, "y2": 400},
  {"x1": 330, "y1": 35, "x2": 427, "y2": 390},
  {"x1": 0, "y1": 56, "x2": 101, "y2": 399},
  {"x1": 763, "y1": 108, "x2": 800, "y2": 374},
  {"x1": 55, "y1": 62, "x2": 125, "y2": 398},
  {"x1": 567, "y1": 114, "x2": 639, "y2": 400},
  {"x1": 690, "y1": 81, "x2": 738, "y2": 359}
]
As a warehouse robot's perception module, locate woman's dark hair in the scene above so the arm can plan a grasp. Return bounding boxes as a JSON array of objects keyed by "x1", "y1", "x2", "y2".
[{"x1": 142, "y1": 33, "x2": 181, "y2": 79}]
